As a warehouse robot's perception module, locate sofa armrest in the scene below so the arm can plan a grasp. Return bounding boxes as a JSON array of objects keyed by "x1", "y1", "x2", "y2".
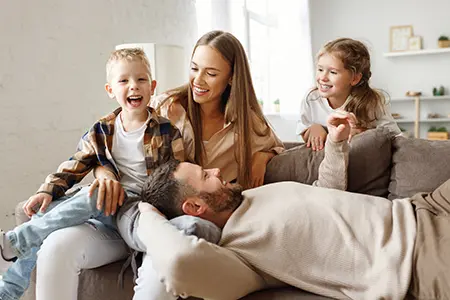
[{"x1": 15, "y1": 200, "x2": 30, "y2": 226}]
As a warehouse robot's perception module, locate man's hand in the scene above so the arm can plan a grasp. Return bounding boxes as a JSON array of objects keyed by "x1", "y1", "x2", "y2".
[
  {"x1": 88, "y1": 178, "x2": 125, "y2": 216},
  {"x1": 23, "y1": 193, "x2": 53, "y2": 217},
  {"x1": 305, "y1": 124, "x2": 328, "y2": 151},
  {"x1": 326, "y1": 111, "x2": 358, "y2": 143},
  {"x1": 138, "y1": 202, "x2": 166, "y2": 218}
]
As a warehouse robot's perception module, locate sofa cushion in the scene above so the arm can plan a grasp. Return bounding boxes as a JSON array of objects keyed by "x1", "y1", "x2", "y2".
[
  {"x1": 265, "y1": 127, "x2": 392, "y2": 197},
  {"x1": 388, "y1": 136, "x2": 450, "y2": 200}
]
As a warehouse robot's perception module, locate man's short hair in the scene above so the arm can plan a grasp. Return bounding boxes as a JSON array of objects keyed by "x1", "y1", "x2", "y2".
[
  {"x1": 141, "y1": 160, "x2": 187, "y2": 219},
  {"x1": 106, "y1": 48, "x2": 152, "y2": 82}
]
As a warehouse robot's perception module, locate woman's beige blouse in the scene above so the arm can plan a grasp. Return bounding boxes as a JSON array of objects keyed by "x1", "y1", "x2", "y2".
[{"x1": 151, "y1": 94, "x2": 284, "y2": 183}]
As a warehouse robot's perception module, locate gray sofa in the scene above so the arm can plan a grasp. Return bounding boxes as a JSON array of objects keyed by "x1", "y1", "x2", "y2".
[{"x1": 16, "y1": 128, "x2": 450, "y2": 300}]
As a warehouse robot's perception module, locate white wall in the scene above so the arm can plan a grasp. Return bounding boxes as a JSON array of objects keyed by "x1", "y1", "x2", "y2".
[
  {"x1": 309, "y1": 0, "x2": 450, "y2": 138},
  {"x1": 0, "y1": 0, "x2": 197, "y2": 230}
]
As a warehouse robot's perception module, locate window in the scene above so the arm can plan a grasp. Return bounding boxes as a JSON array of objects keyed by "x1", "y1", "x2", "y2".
[{"x1": 196, "y1": 0, "x2": 314, "y2": 116}]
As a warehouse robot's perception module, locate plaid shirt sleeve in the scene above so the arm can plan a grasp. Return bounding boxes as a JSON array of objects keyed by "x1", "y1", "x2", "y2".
[
  {"x1": 170, "y1": 125, "x2": 185, "y2": 162},
  {"x1": 37, "y1": 129, "x2": 99, "y2": 198}
]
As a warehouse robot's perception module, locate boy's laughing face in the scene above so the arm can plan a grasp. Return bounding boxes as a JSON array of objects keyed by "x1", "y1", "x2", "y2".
[{"x1": 105, "y1": 59, "x2": 156, "y2": 117}]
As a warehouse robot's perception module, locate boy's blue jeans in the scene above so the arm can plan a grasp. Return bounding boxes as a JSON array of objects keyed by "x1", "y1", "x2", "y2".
[{"x1": 0, "y1": 187, "x2": 115, "y2": 300}]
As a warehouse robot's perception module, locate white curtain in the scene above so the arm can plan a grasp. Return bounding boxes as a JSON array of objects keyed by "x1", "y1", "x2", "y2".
[{"x1": 195, "y1": 0, "x2": 314, "y2": 118}]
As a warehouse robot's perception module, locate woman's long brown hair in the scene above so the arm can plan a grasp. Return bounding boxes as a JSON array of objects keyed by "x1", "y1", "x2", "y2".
[{"x1": 164, "y1": 31, "x2": 269, "y2": 189}]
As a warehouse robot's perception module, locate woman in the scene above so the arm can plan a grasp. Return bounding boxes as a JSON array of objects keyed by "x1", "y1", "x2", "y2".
[
  {"x1": 35, "y1": 30, "x2": 284, "y2": 300},
  {"x1": 152, "y1": 30, "x2": 284, "y2": 188}
]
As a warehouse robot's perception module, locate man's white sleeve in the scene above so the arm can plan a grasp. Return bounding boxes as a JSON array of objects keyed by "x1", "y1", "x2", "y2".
[{"x1": 137, "y1": 212, "x2": 266, "y2": 300}]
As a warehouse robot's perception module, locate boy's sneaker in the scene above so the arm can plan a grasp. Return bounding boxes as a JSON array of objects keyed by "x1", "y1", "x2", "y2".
[{"x1": 0, "y1": 230, "x2": 17, "y2": 262}]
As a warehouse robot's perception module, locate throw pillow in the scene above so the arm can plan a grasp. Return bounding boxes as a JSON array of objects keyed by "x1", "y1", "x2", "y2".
[
  {"x1": 265, "y1": 127, "x2": 392, "y2": 197},
  {"x1": 388, "y1": 136, "x2": 450, "y2": 200}
]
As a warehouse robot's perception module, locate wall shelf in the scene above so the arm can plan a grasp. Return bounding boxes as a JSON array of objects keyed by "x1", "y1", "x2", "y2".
[
  {"x1": 391, "y1": 97, "x2": 415, "y2": 102},
  {"x1": 420, "y1": 95, "x2": 450, "y2": 101},
  {"x1": 384, "y1": 47, "x2": 450, "y2": 57},
  {"x1": 390, "y1": 95, "x2": 450, "y2": 138},
  {"x1": 421, "y1": 118, "x2": 450, "y2": 123},
  {"x1": 395, "y1": 119, "x2": 415, "y2": 123}
]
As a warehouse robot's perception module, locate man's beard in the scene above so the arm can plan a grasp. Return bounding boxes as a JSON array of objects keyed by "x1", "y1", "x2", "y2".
[{"x1": 200, "y1": 184, "x2": 244, "y2": 213}]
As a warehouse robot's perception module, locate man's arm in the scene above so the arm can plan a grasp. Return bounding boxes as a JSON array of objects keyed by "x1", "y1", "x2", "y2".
[
  {"x1": 312, "y1": 112, "x2": 355, "y2": 190},
  {"x1": 137, "y1": 210, "x2": 266, "y2": 300},
  {"x1": 312, "y1": 139, "x2": 349, "y2": 190}
]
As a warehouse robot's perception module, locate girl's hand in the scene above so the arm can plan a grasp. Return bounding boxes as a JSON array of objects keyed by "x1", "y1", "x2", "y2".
[
  {"x1": 251, "y1": 152, "x2": 275, "y2": 188},
  {"x1": 306, "y1": 124, "x2": 328, "y2": 151}
]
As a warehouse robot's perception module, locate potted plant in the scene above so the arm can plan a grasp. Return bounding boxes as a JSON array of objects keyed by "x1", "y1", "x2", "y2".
[
  {"x1": 438, "y1": 35, "x2": 450, "y2": 48},
  {"x1": 273, "y1": 99, "x2": 280, "y2": 113},
  {"x1": 427, "y1": 126, "x2": 448, "y2": 140}
]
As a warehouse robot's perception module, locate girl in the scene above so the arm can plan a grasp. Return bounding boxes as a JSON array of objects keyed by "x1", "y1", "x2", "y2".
[{"x1": 296, "y1": 38, "x2": 400, "y2": 151}]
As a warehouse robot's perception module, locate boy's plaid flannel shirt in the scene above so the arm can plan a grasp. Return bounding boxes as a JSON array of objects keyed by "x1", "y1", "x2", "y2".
[{"x1": 37, "y1": 107, "x2": 185, "y2": 198}]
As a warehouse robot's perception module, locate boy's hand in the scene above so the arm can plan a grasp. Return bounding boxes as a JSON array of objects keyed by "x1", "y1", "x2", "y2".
[
  {"x1": 89, "y1": 178, "x2": 125, "y2": 216},
  {"x1": 23, "y1": 193, "x2": 53, "y2": 217},
  {"x1": 326, "y1": 111, "x2": 358, "y2": 143},
  {"x1": 306, "y1": 124, "x2": 328, "y2": 151}
]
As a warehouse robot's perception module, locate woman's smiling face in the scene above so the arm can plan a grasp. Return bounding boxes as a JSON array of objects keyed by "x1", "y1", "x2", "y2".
[{"x1": 189, "y1": 45, "x2": 232, "y2": 105}]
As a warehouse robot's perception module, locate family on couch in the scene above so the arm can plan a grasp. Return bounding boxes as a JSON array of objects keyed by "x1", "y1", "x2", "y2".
[
  {"x1": 0, "y1": 30, "x2": 282, "y2": 300},
  {"x1": 1, "y1": 29, "x2": 447, "y2": 300}
]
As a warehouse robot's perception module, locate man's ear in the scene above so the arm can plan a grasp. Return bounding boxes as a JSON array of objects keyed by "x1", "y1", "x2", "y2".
[
  {"x1": 351, "y1": 72, "x2": 363, "y2": 86},
  {"x1": 151, "y1": 80, "x2": 157, "y2": 95},
  {"x1": 181, "y1": 197, "x2": 207, "y2": 216},
  {"x1": 105, "y1": 83, "x2": 115, "y2": 99}
]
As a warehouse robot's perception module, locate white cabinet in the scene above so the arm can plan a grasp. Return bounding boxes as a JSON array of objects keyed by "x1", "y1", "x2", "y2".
[{"x1": 115, "y1": 43, "x2": 186, "y2": 95}]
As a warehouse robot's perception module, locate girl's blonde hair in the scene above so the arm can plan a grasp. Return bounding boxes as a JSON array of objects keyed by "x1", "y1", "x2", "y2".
[
  {"x1": 317, "y1": 38, "x2": 386, "y2": 128},
  {"x1": 164, "y1": 30, "x2": 269, "y2": 189}
]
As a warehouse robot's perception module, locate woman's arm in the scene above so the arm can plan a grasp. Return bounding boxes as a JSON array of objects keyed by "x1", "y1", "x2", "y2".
[
  {"x1": 90, "y1": 166, "x2": 124, "y2": 216},
  {"x1": 251, "y1": 151, "x2": 276, "y2": 188}
]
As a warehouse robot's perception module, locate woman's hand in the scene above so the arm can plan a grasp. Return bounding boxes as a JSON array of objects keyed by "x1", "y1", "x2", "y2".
[
  {"x1": 88, "y1": 178, "x2": 124, "y2": 216},
  {"x1": 91, "y1": 166, "x2": 124, "y2": 216},
  {"x1": 251, "y1": 152, "x2": 275, "y2": 188},
  {"x1": 305, "y1": 124, "x2": 328, "y2": 151}
]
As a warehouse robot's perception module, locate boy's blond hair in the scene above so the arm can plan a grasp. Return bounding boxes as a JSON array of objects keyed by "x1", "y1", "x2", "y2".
[{"x1": 106, "y1": 48, "x2": 152, "y2": 82}]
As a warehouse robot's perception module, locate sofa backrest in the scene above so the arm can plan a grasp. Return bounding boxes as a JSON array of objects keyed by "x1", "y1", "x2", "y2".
[
  {"x1": 265, "y1": 127, "x2": 393, "y2": 197},
  {"x1": 388, "y1": 136, "x2": 450, "y2": 200}
]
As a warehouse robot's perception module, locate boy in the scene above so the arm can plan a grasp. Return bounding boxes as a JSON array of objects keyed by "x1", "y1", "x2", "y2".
[{"x1": 0, "y1": 48, "x2": 217, "y2": 300}]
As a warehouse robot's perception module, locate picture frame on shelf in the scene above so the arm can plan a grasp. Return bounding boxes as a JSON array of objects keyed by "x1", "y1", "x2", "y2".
[
  {"x1": 390, "y1": 25, "x2": 413, "y2": 52},
  {"x1": 409, "y1": 36, "x2": 422, "y2": 51}
]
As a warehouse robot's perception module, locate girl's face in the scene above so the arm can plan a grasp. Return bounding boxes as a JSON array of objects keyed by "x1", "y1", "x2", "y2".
[
  {"x1": 315, "y1": 52, "x2": 361, "y2": 105},
  {"x1": 189, "y1": 45, "x2": 232, "y2": 106}
]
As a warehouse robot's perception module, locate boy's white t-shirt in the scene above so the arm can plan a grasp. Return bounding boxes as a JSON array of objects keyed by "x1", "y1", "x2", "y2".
[
  {"x1": 296, "y1": 89, "x2": 401, "y2": 141},
  {"x1": 111, "y1": 112, "x2": 149, "y2": 194}
]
